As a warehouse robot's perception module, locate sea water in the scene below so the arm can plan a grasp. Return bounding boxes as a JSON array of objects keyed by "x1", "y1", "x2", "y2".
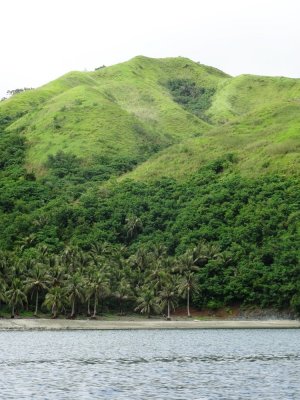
[{"x1": 0, "y1": 329, "x2": 299, "y2": 399}]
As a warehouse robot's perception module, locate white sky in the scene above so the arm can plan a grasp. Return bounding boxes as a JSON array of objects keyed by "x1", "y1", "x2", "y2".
[{"x1": 1, "y1": 0, "x2": 300, "y2": 98}]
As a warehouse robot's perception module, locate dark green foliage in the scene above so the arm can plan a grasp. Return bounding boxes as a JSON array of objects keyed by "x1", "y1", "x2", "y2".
[
  {"x1": 45, "y1": 151, "x2": 81, "y2": 178},
  {"x1": 0, "y1": 129, "x2": 299, "y2": 314},
  {"x1": 0, "y1": 112, "x2": 26, "y2": 131},
  {"x1": 0, "y1": 132, "x2": 25, "y2": 171},
  {"x1": 166, "y1": 79, "x2": 215, "y2": 120},
  {"x1": 45, "y1": 151, "x2": 140, "y2": 182}
]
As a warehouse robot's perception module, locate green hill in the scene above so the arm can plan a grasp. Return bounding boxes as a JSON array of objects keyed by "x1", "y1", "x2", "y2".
[
  {"x1": 1, "y1": 56, "x2": 299, "y2": 179},
  {"x1": 0, "y1": 56, "x2": 299, "y2": 317},
  {"x1": 2, "y1": 56, "x2": 225, "y2": 175}
]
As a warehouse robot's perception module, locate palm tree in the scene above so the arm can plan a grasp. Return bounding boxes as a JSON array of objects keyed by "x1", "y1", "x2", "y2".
[
  {"x1": 89, "y1": 272, "x2": 110, "y2": 318},
  {"x1": 0, "y1": 251, "x2": 13, "y2": 279},
  {"x1": 5, "y1": 278, "x2": 27, "y2": 317},
  {"x1": 65, "y1": 272, "x2": 85, "y2": 318},
  {"x1": 192, "y1": 241, "x2": 221, "y2": 267},
  {"x1": 0, "y1": 278, "x2": 7, "y2": 310},
  {"x1": 90, "y1": 242, "x2": 113, "y2": 259},
  {"x1": 174, "y1": 250, "x2": 198, "y2": 274},
  {"x1": 18, "y1": 233, "x2": 37, "y2": 253},
  {"x1": 174, "y1": 243, "x2": 221, "y2": 316},
  {"x1": 114, "y1": 278, "x2": 133, "y2": 315},
  {"x1": 125, "y1": 214, "x2": 143, "y2": 240},
  {"x1": 132, "y1": 247, "x2": 151, "y2": 273},
  {"x1": 84, "y1": 268, "x2": 95, "y2": 317},
  {"x1": 146, "y1": 263, "x2": 168, "y2": 294},
  {"x1": 48, "y1": 257, "x2": 66, "y2": 288},
  {"x1": 152, "y1": 244, "x2": 167, "y2": 260},
  {"x1": 158, "y1": 277, "x2": 179, "y2": 321},
  {"x1": 135, "y1": 287, "x2": 159, "y2": 318},
  {"x1": 61, "y1": 246, "x2": 82, "y2": 275},
  {"x1": 25, "y1": 264, "x2": 49, "y2": 316},
  {"x1": 75, "y1": 251, "x2": 91, "y2": 275},
  {"x1": 178, "y1": 272, "x2": 198, "y2": 317},
  {"x1": 36, "y1": 244, "x2": 50, "y2": 263},
  {"x1": 128, "y1": 247, "x2": 152, "y2": 289},
  {"x1": 43, "y1": 287, "x2": 66, "y2": 318}
]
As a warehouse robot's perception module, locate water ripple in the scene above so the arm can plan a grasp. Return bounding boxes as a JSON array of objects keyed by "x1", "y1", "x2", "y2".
[
  {"x1": 1, "y1": 352, "x2": 300, "y2": 368},
  {"x1": 0, "y1": 329, "x2": 299, "y2": 399}
]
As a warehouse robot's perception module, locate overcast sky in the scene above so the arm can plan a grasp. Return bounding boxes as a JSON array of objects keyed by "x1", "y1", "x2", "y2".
[{"x1": 1, "y1": 0, "x2": 299, "y2": 98}]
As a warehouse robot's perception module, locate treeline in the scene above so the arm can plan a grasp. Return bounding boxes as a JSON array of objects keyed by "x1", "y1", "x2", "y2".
[
  {"x1": 1, "y1": 87, "x2": 33, "y2": 102},
  {"x1": 0, "y1": 128, "x2": 299, "y2": 315},
  {"x1": 0, "y1": 241, "x2": 221, "y2": 318}
]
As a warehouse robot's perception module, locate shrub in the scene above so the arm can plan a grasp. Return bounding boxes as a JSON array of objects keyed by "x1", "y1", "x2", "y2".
[{"x1": 166, "y1": 79, "x2": 215, "y2": 120}]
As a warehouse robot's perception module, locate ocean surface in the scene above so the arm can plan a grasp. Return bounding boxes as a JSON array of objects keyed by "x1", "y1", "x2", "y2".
[{"x1": 0, "y1": 329, "x2": 299, "y2": 399}]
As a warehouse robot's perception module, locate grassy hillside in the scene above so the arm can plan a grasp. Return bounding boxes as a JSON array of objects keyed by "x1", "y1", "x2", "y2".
[
  {"x1": 124, "y1": 100, "x2": 300, "y2": 180},
  {"x1": 2, "y1": 56, "x2": 227, "y2": 175},
  {"x1": 1, "y1": 55, "x2": 299, "y2": 180},
  {"x1": 207, "y1": 74, "x2": 300, "y2": 123}
]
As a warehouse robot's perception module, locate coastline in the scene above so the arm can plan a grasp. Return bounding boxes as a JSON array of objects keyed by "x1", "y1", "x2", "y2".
[{"x1": 0, "y1": 318, "x2": 299, "y2": 331}]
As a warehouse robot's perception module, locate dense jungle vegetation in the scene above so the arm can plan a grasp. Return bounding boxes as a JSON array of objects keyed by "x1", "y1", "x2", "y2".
[{"x1": 0, "y1": 128, "x2": 299, "y2": 317}]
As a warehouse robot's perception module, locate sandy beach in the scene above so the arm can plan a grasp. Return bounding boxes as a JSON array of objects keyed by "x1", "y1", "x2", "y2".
[{"x1": 0, "y1": 318, "x2": 299, "y2": 330}]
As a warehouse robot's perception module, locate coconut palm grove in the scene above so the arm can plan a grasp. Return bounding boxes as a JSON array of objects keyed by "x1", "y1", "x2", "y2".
[{"x1": 0, "y1": 56, "x2": 299, "y2": 318}]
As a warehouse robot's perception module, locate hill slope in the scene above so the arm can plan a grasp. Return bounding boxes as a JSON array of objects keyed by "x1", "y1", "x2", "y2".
[
  {"x1": 1, "y1": 56, "x2": 299, "y2": 180},
  {"x1": 1, "y1": 56, "x2": 226, "y2": 175},
  {"x1": 0, "y1": 56, "x2": 299, "y2": 316},
  {"x1": 124, "y1": 99, "x2": 300, "y2": 180}
]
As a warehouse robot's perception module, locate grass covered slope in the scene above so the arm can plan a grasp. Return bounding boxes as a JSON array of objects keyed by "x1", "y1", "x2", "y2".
[
  {"x1": 2, "y1": 55, "x2": 299, "y2": 180},
  {"x1": 207, "y1": 74, "x2": 300, "y2": 123},
  {"x1": 122, "y1": 70, "x2": 300, "y2": 180},
  {"x1": 124, "y1": 99, "x2": 300, "y2": 180},
  {"x1": 1, "y1": 56, "x2": 226, "y2": 175}
]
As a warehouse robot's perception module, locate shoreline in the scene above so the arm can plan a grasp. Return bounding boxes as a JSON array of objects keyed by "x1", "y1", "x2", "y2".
[{"x1": 0, "y1": 318, "x2": 299, "y2": 331}]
